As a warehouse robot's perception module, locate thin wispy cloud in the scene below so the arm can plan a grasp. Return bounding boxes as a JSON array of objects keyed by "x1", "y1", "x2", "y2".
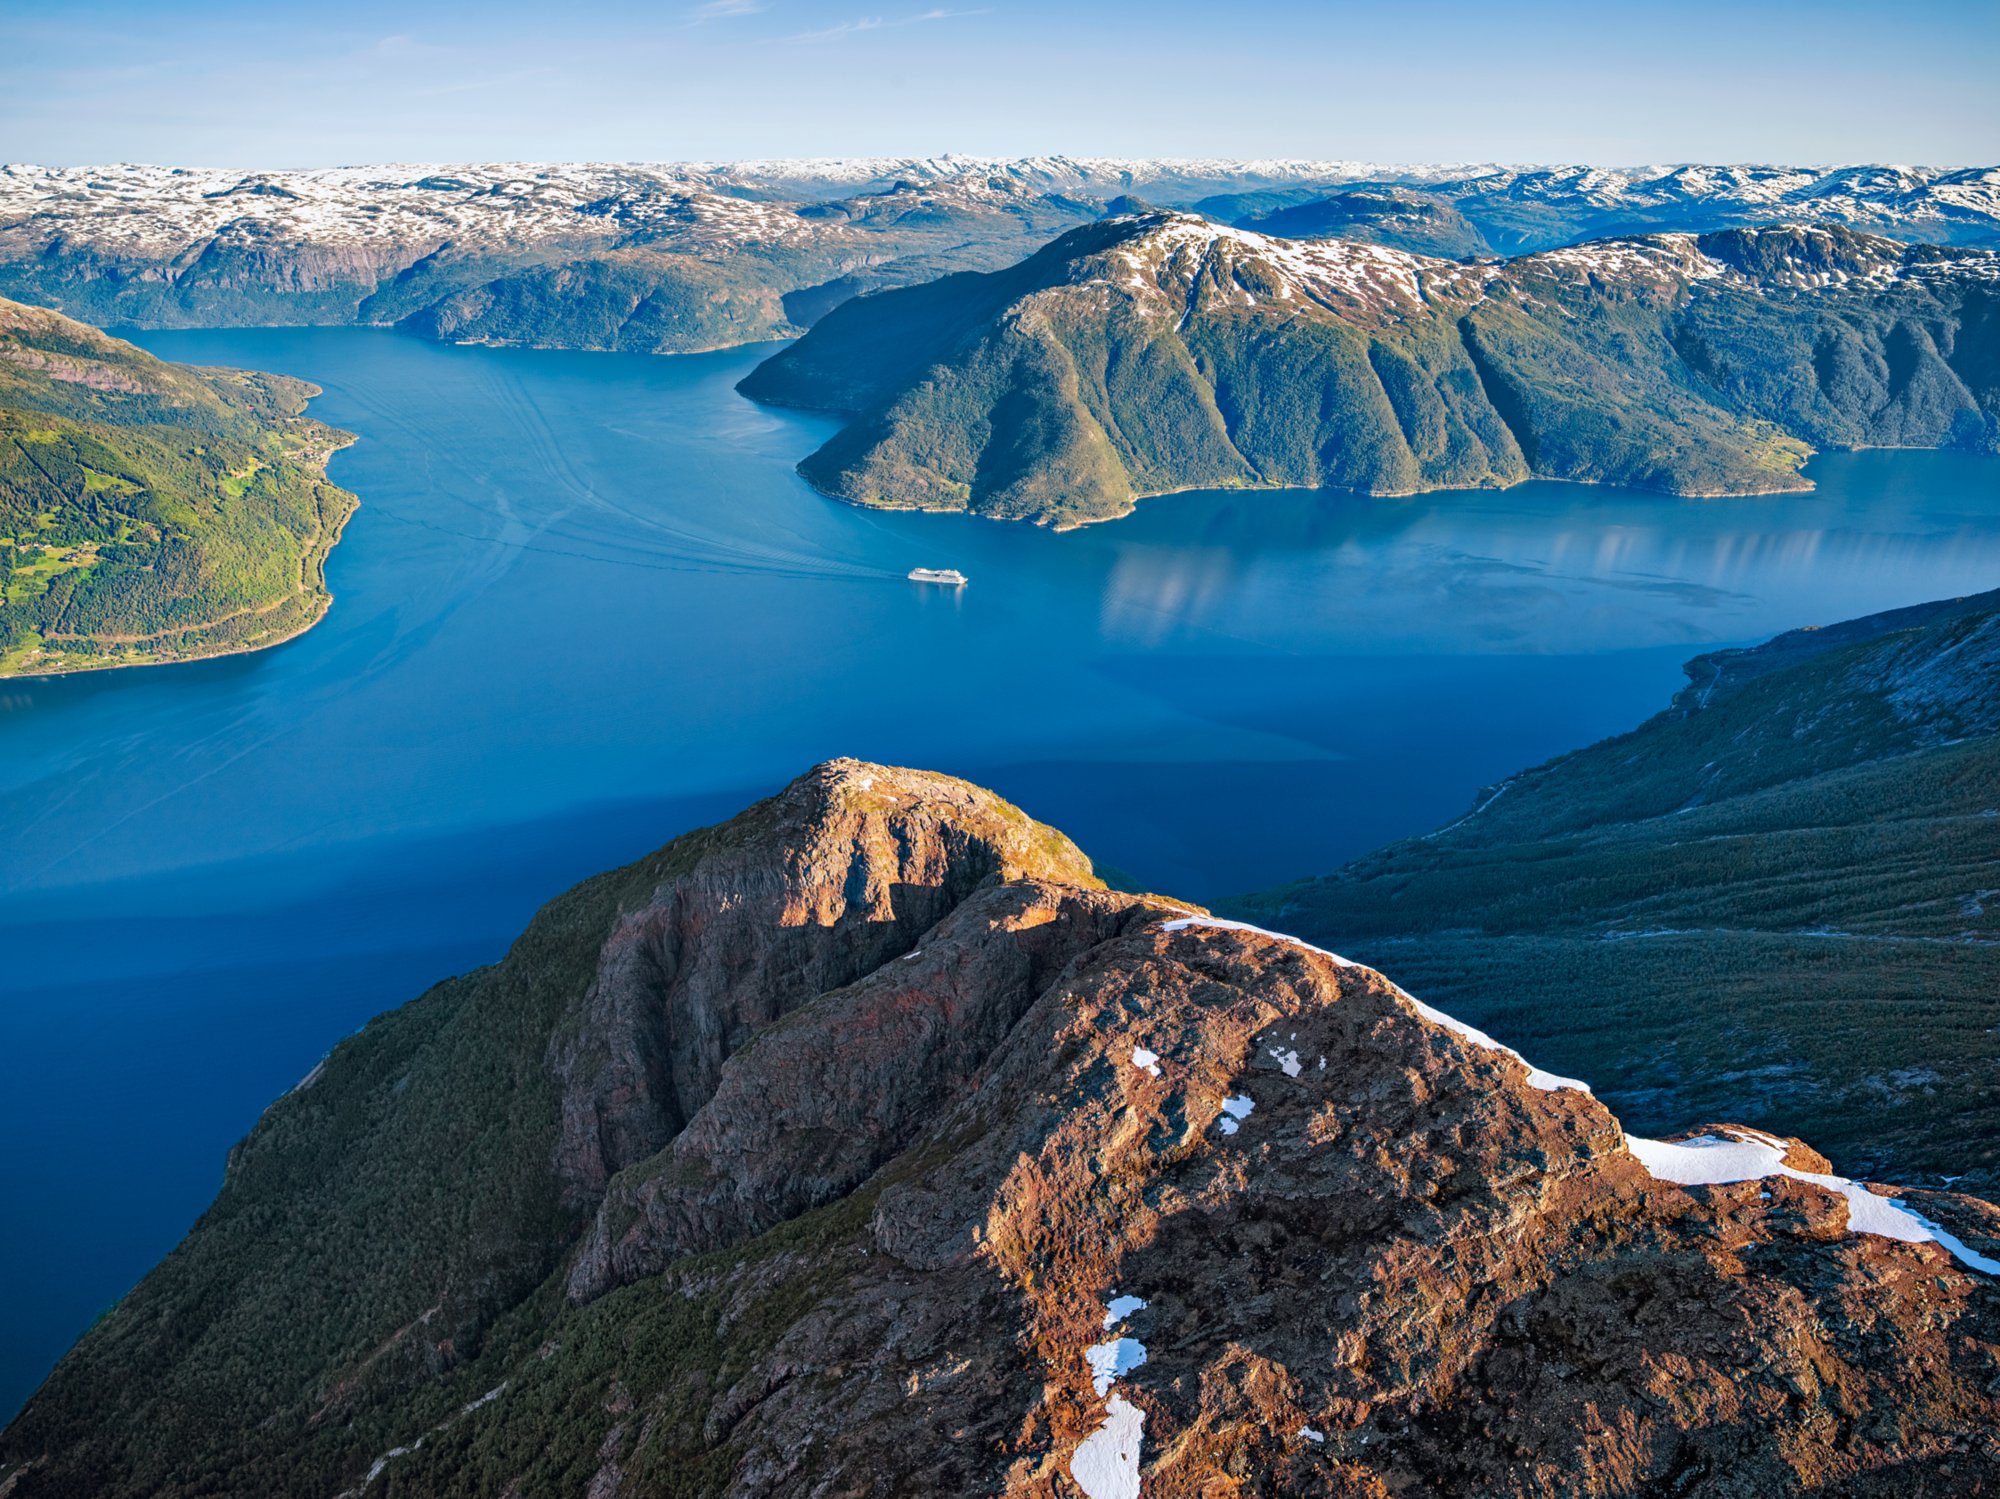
[
  {"x1": 789, "y1": 16, "x2": 885, "y2": 41},
  {"x1": 787, "y1": 8, "x2": 987, "y2": 42},
  {"x1": 688, "y1": 0, "x2": 767, "y2": 19}
]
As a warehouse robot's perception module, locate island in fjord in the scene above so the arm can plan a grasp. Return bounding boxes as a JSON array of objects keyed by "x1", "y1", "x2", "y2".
[{"x1": 0, "y1": 298, "x2": 357, "y2": 677}]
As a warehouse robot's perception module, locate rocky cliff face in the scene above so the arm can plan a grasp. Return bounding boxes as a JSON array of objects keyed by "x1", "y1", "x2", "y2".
[
  {"x1": 3, "y1": 761, "x2": 1996, "y2": 1497},
  {"x1": 548, "y1": 761, "x2": 1103, "y2": 1205}
]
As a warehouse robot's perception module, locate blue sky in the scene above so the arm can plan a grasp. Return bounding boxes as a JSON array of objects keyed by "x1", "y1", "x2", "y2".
[{"x1": 4, "y1": 0, "x2": 1995, "y2": 168}]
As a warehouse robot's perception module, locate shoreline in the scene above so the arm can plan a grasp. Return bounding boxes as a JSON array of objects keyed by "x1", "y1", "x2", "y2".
[
  {"x1": 795, "y1": 452, "x2": 1829, "y2": 533},
  {"x1": 0, "y1": 434, "x2": 360, "y2": 681}
]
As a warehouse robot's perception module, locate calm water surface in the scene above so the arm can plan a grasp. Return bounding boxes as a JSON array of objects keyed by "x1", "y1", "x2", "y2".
[{"x1": 2, "y1": 326, "x2": 1996, "y2": 1412}]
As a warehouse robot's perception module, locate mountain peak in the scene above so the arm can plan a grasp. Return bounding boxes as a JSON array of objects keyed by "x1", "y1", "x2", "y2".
[
  {"x1": 1077, "y1": 210, "x2": 1463, "y2": 322},
  {"x1": 7, "y1": 761, "x2": 1996, "y2": 1497},
  {"x1": 549, "y1": 758, "x2": 1105, "y2": 1204}
]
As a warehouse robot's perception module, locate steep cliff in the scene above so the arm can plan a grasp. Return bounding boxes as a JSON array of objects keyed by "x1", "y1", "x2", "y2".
[{"x1": 4, "y1": 759, "x2": 1996, "y2": 1497}]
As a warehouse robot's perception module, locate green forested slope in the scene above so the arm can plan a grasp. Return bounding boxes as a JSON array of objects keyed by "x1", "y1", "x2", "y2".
[
  {"x1": 740, "y1": 216, "x2": 2000, "y2": 527},
  {"x1": 0, "y1": 297, "x2": 356, "y2": 675},
  {"x1": 1235, "y1": 589, "x2": 2000, "y2": 1191}
]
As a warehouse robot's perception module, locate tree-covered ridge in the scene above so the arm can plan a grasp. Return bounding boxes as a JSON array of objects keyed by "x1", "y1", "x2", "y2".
[
  {"x1": 1236, "y1": 587, "x2": 2000, "y2": 1193},
  {"x1": 739, "y1": 216, "x2": 2000, "y2": 527},
  {"x1": 0, "y1": 297, "x2": 357, "y2": 675}
]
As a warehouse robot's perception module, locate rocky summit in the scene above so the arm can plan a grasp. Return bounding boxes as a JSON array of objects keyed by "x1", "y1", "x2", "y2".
[{"x1": 3, "y1": 760, "x2": 1997, "y2": 1497}]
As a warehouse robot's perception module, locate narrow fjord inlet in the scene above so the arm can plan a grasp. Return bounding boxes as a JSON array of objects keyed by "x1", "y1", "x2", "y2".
[{"x1": 2, "y1": 3, "x2": 1999, "y2": 1490}]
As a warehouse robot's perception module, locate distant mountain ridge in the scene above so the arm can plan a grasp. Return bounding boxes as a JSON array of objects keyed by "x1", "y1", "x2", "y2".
[
  {"x1": 3, "y1": 159, "x2": 1996, "y2": 355},
  {"x1": 1228, "y1": 188, "x2": 1491, "y2": 259},
  {"x1": 740, "y1": 213, "x2": 2000, "y2": 526},
  {"x1": 0, "y1": 164, "x2": 1104, "y2": 351},
  {"x1": 1369, "y1": 163, "x2": 2000, "y2": 251}
]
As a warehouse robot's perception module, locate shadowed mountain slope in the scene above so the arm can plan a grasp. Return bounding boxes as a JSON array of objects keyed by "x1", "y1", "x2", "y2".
[{"x1": 1238, "y1": 588, "x2": 2000, "y2": 1194}]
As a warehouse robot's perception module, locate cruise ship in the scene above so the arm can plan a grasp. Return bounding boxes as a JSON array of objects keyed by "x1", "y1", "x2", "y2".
[{"x1": 907, "y1": 567, "x2": 968, "y2": 586}]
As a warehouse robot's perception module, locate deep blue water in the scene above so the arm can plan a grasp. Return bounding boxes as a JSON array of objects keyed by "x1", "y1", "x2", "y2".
[{"x1": 2, "y1": 326, "x2": 1997, "y2": 1416}]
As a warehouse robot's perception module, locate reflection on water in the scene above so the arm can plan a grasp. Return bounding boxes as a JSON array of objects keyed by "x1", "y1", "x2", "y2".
[{"x1": 0, "y1": 326, "x2": 1995, "y2": 1416}]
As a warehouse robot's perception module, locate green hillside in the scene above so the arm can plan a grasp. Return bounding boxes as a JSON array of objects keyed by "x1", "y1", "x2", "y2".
[
  {"x1": 0, "y1": 298, "x2": 356, "y2": 675},
  {"x1": 740, "y1": 216, "x2": 2000, "y2": 528},
  {"x1": 1234, "y1": 589, "x2": 2000, "y2": 1192}
]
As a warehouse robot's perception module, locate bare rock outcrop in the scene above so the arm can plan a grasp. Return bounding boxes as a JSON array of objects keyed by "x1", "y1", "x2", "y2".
[
  {"x1": 565, "y1": 876, "x2": 1157, "y2": 1299},
  {"x1": 699, "y1": 915, "x2": 2000, "y2": 1497},
  {"x1": 548, "y1": 758, "x2": 1101, "y2": 1204}
]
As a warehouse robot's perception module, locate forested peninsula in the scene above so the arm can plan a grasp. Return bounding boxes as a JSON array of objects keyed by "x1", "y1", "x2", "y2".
[{"x1": 0, "y1": 298, "x2": 357, "y2": 676}]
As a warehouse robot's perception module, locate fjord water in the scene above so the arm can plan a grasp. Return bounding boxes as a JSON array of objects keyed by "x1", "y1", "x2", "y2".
[{"x1": 3, "y1": 329, "x2": 1998, "y2": 1416}]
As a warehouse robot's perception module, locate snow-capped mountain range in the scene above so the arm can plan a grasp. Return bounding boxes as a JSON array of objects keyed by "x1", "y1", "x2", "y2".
[
  {"x1": 1093, "y1": 214, "x2": 1999, "y2": 328},
  {"x1": 2, "y1": 158, "x2": 1994, "y2": 354},
  {"x1": 5, "y1": 158, "x2": 1997, "y2": 252}
]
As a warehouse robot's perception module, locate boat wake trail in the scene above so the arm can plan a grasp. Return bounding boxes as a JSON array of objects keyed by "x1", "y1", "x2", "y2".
[{"x1": 332, "y1": 363, "x2": 906, "y2": 584}]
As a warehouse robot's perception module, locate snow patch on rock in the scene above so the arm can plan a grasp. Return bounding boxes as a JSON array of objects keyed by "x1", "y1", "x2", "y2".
[
  {"x1": 1070, "y1": 1393, "x2": 1146, "y2": 1499},
  {"x1": 1625, "y1": 1129, "x2": 2000, "y2": 1274},
  {"x1": 1103, "y1": 1293, "x2": 1148, "y2": 1328},
  {"x1": 1159, "y1": 915, "x2": 1590, "y2": 1094},
  {"x1": 1085, "y1": 1336, "x2": 1149, "y2": 1397}
]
